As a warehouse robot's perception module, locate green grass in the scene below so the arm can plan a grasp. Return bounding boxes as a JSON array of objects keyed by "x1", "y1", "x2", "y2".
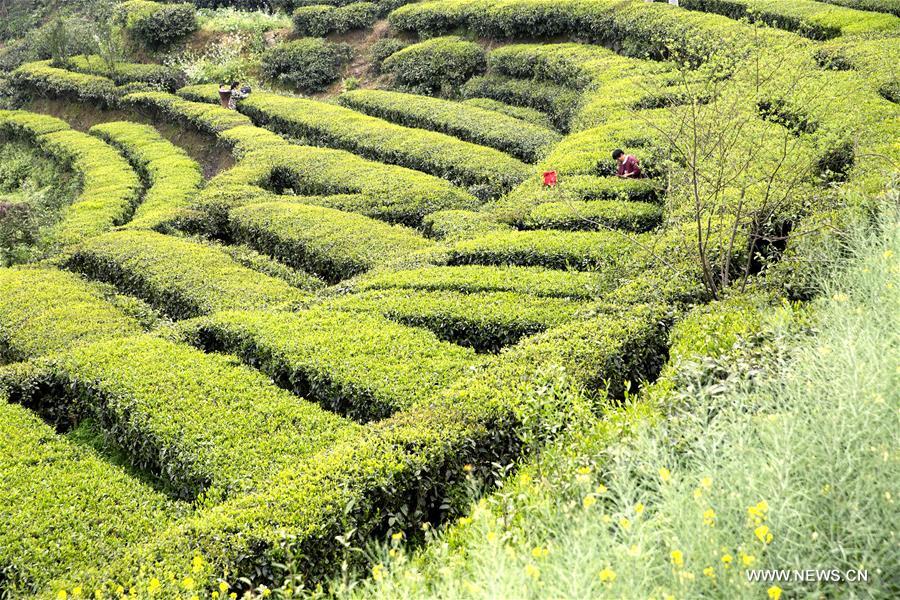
[
  {"x1": 197, "y1": 7, "x2": 292, "y2": 34},
  {"x1": 336, "y1": 199, "x2": 899, "y2": 599}
]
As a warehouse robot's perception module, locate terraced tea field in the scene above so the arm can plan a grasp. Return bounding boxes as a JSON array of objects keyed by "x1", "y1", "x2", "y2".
[{"x1": 0, "y1": 0, "x2": 897, "y2": 597}]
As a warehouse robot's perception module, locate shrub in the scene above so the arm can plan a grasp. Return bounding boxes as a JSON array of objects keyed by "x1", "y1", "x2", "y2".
[
  {"x1": 461, "y1": 75, "x2": 581, "y2": 131},
  {"x1": 422, "y1": 209, "x2": 512, "y2": 241},
  {"x1": 228, "y1": 201, "x2": 435, "y2": 282},
  {"x1": 89, "y1": 121, "x2": 203, "y2": 231},
  {"x1": 447, "y1": 229, "x2": 646, "y2": 272},
  {"x1": 0, "y1": 267, "x2": 143, "y2": 361},
  {"x1": 0, "y1": 110, "x2": 142, "y2": 250},
  {"x1": 462, "y1": 97, "x2": 554, "y2": 128},
  {"x1": 115, "y1": 0, "x2": 198, "y2": 49},
  {"x1": 122, "y1": 90, "x2": 252, "y2": 133},
  {"x1": 260, "y1": 38, "x2": 352, "y2": 92},
  {"x1": 381, "y1": 36, "x2": 486, "y2": 95},
  {"x1": 353, "y1": 264, "x2": 611, "y2": 299},
  {"x1": 522, "y1": 199, "x2": 662, "y2": 232},
  {"x1": 2, "y1": 334, "x2": 358, "y2": 500},
  {"x1": 0, "y1": 398, "x2": 175, "y2": 597},
  {"x1": 181, "y1": 308, "x2": 480, "y2": 420},
  {"x1": 292, "y1": 2, "x2": 378, "y2": 36},
  {"x1": 326, "y1": 288, "x2": 592, "y2": 352},
  {"x1": 12, "y1": 60, "x2": 120, "y2": 106},
  {"x1": 63, "y1": 54, "x2": 183, "y2": 90},
  {"x1": 370, "y1": 37, "x2": 408, "y2": 73},
  {"x1": 233, "y1": 90, "x2": 530, "y2": 195},
  {"x1": 66, "y1": 230, "x2": 310, "y2": 319},
  {"x1": 338, "y1": 89, "x2": 561, "y2": 162},
  {"x1": 816, "y1": 0, "x2": 900, "y2": 16}
]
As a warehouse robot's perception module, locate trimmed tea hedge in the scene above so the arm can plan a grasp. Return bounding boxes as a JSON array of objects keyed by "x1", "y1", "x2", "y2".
[
  {"x1": 353, "y1": 264, "x2": 611, "y2": 299},
  {"x1": 292, "y1": 2, "x2": 378, "y2": 36},
  {"x1": 673, "y1": 0, "x2": 899, "y2": 40},
  {"x1": 381, "y1": 35, "x2": 486, "y2": 94},
  {"x1": 278, "y1": 0, "x2": 416, "y2": 12},
  {"x1": 817, "y1": 0, "x2": 900, "y2": 16},
  {"x1": 338, "y1": 89, "x2": 561, "y2": 162},
  {"x1": 12, "y1": 61, "x2": 120, "y2": 106},
  {"x1": 422, "y1": 209, "x2": 513, "y2": 241},
  {"x1": 522, "y1": 199, "x2": 662, "y2": 232},
  {"x1": 0, "y1": 397, "x2": 175, "y2": 597},
  {"x1": 326, "y1": 288, "x2": 591, "y2": 352},
  {"x1": 461, "y1": 75, "x2": 581, "y2": 131},
  {"x1": 90, "y1": 121, "x2": 203, "y2": 231},
  {"x1": 447, "y1": 229, "x2": 646, "y2": 272},
  {"x1": 0, "y1": 268, "x2": 142, "y2": 361},
  {"x1": 52, "y1": 304, "x2": 668, "y2": 597},
  {"x1": 3, "y1": 335, "x2": 358, "y2": 500},
  {"x1": 115, "y1": 0, "x2": 198, "y2": 48},
  {"x1": 217, "y1": 242, "x2": 327, "y2": 291},
  {"x1": 229, "y1": 201, "x2": 435, "y2": 282},
  {"x1": 182, "y1": 308, "x2": 480, "y2": 420},
  {"x1": 462, "y1": 97, "x2": 554, "y2": 128},
  {"x1": 0, "y1": 110, "x2": 142, "y2": 249},
  {"x1": 66, "y1": 230, "x2": 310, "y2": 319},
  {"x1": 231, "y1": 91, "x2": 530, "y2": 196},
  {"x1": 260, "y1": 38, "x2": 353, "y2": 92},
  {"x1": 64, "y1": 54, "x2": 182, "y2": 90},
  {"x1": 123, "y1": 91, "x2": 252, "y2": 134}
]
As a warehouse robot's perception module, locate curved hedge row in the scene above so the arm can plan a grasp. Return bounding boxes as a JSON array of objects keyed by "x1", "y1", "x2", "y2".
[
  {"x1": 462, "y1": 97, "x2": 554, "y2": 128},
  {"x1": 522, "y1": 199, "x2": 662, "y2": 232},
  {"x1": 447, "y1": 229, "x2": 645, "y2": 272},
  {"x1": 0, "y1": 268, "x2": 143, "y2": 361},
  {"x1": 64, "y1": 54, "x2": 183, "y2": 90},
  {"x1": 182, "y1": 308, "x2": 481, "y2": 420},
  {"x1": 50, "y1": 304, "x2": 669, "y2": 597},
  {"x1": 292, "y1": 2, "x2": 378, "y2": 36},
  {"x1": 674, "y1": 0, "x2": 899, "y2": 40},
  {"x1": 66, "y1": 230, "x2": 310, "y2": 319},
  {"x1": 326, "y1": 288, "x2": 591, "y2": 352},
  {"x1": 338, "y1": 89, "x2": 561, "y2": 162},
  {"x1": 422, "y1": 209, "x2": 513, "y2": 241},
  {"x1": 12, "y1": 61, "x2": 121, "y2": 106},
  {"x1": 0, "y1": 110, "x2": 142, "y2": 249},
  {"x1": 89, "y1": 121, "x2": 203, "y2": 231},
  {"x1": 228, "y1": 202, "x2": 435, "y2": 283},
  {"x1": 0, "y1": 398, "x2": 175, "y2": 598},
  {"x1": 227, "y1": 90, "x2": 530, "y2": 197},
  {"x1": 381, "y1": 35, "x2": 487, "y2": 94},
  {"x1": 461, "y1": 75, "x2": 581, "y2": 132},
  {"x1": 2, "y1": 335, "x2": 358, "y2": 500},
  {"x1": 353, "y1": 264, "x2": 611, "y2": 299},
  {"x1": 817, "y1": 0, "x2": 900, "y2": 16},
  {"x1": 123, "y1": 90, "x2": 252, "y2": 134}
]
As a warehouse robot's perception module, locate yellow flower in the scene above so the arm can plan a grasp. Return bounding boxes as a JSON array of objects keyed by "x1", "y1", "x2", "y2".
[
  {"x1": 884, "y1": 250, "x2": 894, "y2": 259},
  {"x1": 389, "y1": 548, "x2": 398, "y2": 558},
  {"x1": 693, "y1": 488, "x2": 703, "y2": 500},
  {"x1": 219, "y1": 582, "x2": 229, "y2": 594},
  {"x1": 72, "y1": 587, "x2": 82, "y2": 598},
  {"x1": 458, "y1": 516, "x2": 473, "y2": 526},
  {"x1": 525, "y1": 564, "x2": 540, "y2": 580},
  {"x1": 115, "y1": 586, "x2": 124, "y2": 597},
  {"x1": 191, "y1": 554, "x2": 204, "y2": 575},
  {"x1": 182, "y1": 577, "x2": 195, "y2": 591},
  {"x1": 619, "y1": 517, "x2": 631, "y2": 530},
  {"x1": 596, "y1": 484, "x2": 608, "y2": 494},
  {"x1": 832, "y1": 293, "x2": 849, "y2": 302},
  {"x1": 57, "y1": 591, "x2": 68, "y2": 600},
  {"x1": 531, "y1": 546, "x2": 549, "y2": 558},
  {"x1": 94, "y1": 592, "x2": 102, "y2": 600},
  {"x1": 583, "y1": 495, "x2": 597, "y2": 509},
  {"x1": 148, "y1": 578, "x2": 161, "y2": 594},
  {"x1": 700, "y1": 476, "x2": 712, "y2": 490},
  {"x1": 658, "y1": 467, "x2": 671, "y2": 483},
  {"x1": 721, "y1": 554, "x2": 733, "y2": 568},
  {"x1": 229, "y1": 594, "x2": 237, "y2": 600},
  {"x1": 703, "y1": 508, "x2": 716, "y2": 527},
  {"x1": 741, "y1": 552, "x2": 756, "y2": 567},
  {"x1": 747, "y1": 500, "x2": 769, "y2": 525},
  {"x1": 392, "y1": 531, "x2": 405, "y2": 543},
  {"x1": 577, "y1": 466, "x2": 592, "y2": 475},
  {"x1": 754, "y1": 525, "x2": 773, "y2": 544},
  {"x1": 213, "y1": 593, "x2": 220, "y2": 599},
  {"x1": 768, "y1": 585, "x2": 783, "y2": 600},
  {"x1": 634, "y1": 502, "x2": 645, "y2": 515},
  {"x1": 598, "y1": 567, "x2": 616, "y2": 583},
  {"x1": 260, "y1": 586, "x2": 271, "y2": 597},
  {"x1": 487, "y1": 531, "x2": 498, "y2": 543},
  {"x1": 372, "y1": 563, "x2": 385, "y2": 582},
  {"x1": 670, "y1": 550, "x2": 684, "y2": 567},
  {"x1": 703, "y1": 566, "x2": 715, "y2": 579},
  {"x1": 463, "y1": 464, "x2": 473, "y2": 473}
]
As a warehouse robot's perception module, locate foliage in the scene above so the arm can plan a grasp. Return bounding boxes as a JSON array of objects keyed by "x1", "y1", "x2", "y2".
[
  {"x1": 260, "y1": 38, "x2": 352, "y2": 92},
  {"x1": 522, "y1": 199, "x2": 662, "y2": 232},
  {"x1": 461, "y1": 75, "x2": 581, "y2": 132},
  {"x1": 292, "y1": 2, "x2": 378, "y2": 36},
  {"x1": 461, "y1": 97, "x2": 554, "y2": 129},
  {"x1": 422, "y1": 210, "x2": 512, "y2": 241},
  {"x1": 123, "y1": 90, "x2": 252, "y2": 133},
  {"x1": 12, "y1": 60, "x2": 121, "y2": 106},
  {"x1": 382, "y1": 36, "x2": 486, "y2": 95},
  {"x1": 115, "y1": 0, "x2": 198, "y2": 49},
  {"x1": 64, "y1": 54, "x2": 183, "y2": 90},
  {"x1": 197, "y1": 6, "x2": 292, "y2": 33},
  {"x1": 369, "y1": 37, "x2": 408, "y2": 74}
]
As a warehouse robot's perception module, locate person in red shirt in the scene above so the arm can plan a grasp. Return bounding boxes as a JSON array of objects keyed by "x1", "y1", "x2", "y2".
[{"x1": 612, "y1": 148, "x2": 642, "y2": 178}]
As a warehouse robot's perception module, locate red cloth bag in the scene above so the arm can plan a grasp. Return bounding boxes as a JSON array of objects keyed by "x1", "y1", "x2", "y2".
[{"x1": 542, "y1": 170, "x2": 558, "y2": 187}]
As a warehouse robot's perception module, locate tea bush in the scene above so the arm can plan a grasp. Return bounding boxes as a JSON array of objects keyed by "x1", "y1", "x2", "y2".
[
  {"x1": 381, "y1": 36, "x2": 486, "y2": 95},
  {"x1": 292, "y1": 2, "x2": 378, "y2": 36},
  {"x1": 115, "y1": 0, "x2": 198, "y2": 49},
  {"x1": 260, "y1": 38, "x2": 352, "y2": 92}
]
